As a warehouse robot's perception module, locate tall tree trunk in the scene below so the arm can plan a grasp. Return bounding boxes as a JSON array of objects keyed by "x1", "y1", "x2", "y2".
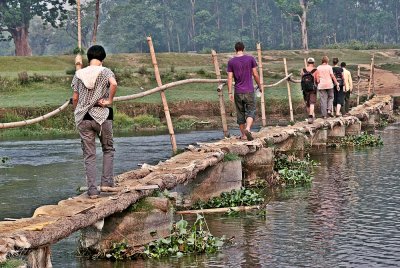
[
  {"x1": 92, "y1": 0, "x2": 100, "y2": 45},
  {"x1": 10, "y1": 26, "x2": 32, "y2": 56},
  {"x1": 190, "y1": 0, "x2": 196, "y2": 50},
  {"x1": 215, "y1": 0, "x2": 220, "y2": 30},
  {"x1": 299, "y1": 0, "x2": 309, "y2": 51}
]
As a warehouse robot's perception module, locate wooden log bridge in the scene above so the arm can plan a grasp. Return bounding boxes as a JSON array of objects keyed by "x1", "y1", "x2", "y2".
[{"x1": 0, "y1": 95, "x2": 393, "y2": 267}]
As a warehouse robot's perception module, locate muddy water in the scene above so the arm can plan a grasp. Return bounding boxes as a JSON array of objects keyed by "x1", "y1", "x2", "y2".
[{"x1": 1, "y1": 124, "x2": 400, "y2": 267}]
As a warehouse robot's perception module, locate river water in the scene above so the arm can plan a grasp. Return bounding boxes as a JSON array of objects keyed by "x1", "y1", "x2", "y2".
[{"x1": 1, "y1": 124, "x2": 399, "y2": 267}]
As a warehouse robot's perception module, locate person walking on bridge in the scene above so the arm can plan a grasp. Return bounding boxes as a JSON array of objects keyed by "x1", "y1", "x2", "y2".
[
  {"x1": 301, "y1": 57, "x2": 318, "y2": 124},
  {"x1": 317, "y1": 56, "x2": 339, "y2": 118},
  {"x1": 227, "y1": 42, "x2": 262, "y2": 141},
  {"x1": 341, "y1": 62, "x2": 353, "y2": 113},
  {"x1": 71, "y1": 45, "x2": 118, "y2": 198}
]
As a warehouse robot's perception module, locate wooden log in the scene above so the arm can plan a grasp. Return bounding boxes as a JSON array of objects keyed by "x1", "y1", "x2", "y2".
[
  {"x1": 211, "y1": 50, "x2": 229, "y2": 137},
  {"x1": 257, "y1": 43, "x2": 267, "y2": 127},
  {"x1": 176, "y1": 205, "x2": 260, "y2": 215},
  {"x1": 283, "y1": 58, "x2": 294, "y2": 122},
  {"x1": 147, "y1": 36, "x2": 177, "y2": 153}
]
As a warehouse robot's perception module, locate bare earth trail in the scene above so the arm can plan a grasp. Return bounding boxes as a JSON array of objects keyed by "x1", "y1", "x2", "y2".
[{"x1": 359, "y1": 64, "x2": 400, "y2": 96}]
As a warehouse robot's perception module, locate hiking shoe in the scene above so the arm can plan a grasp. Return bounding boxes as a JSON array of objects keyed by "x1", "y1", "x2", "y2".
[
  {"x1": 308, "y1": 116, "x2": 314, "y2": 124},
  {"x1": 101, "y1": 181, "x2": 115, "y2": 188},
  {"x1": 88, "y1": 187, "x2": 100, "y2": 199},
  {"x1": 244, "y1": 130, "x2": 254, "y2": 141},
  {"x1": 328, "y1": 112, "x2": 334, "y2": 118}
]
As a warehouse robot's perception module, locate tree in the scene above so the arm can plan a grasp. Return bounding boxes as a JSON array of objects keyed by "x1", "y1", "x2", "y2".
[
  {"x1": 275, "y1": 0, "x2": 320, "y2": 50},
  {"x1": 92, "y1": 0, "x2": 100, "y2": 45},
  {"x1": 0, "y1": 0, "x2": 76, "y2": 56}
]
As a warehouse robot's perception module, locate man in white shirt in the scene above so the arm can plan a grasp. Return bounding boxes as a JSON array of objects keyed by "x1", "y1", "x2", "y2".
[{"x1": 341, "y1": 62, "x2": 353, "y2": 113}]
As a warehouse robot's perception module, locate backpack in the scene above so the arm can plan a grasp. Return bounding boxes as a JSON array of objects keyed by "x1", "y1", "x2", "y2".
[
  {"x1": 333, "y1": 66, "x2": 344, "y2": 86},
  {"x1": 301, "y1": 68, "x2": 317, "y2": 92}
]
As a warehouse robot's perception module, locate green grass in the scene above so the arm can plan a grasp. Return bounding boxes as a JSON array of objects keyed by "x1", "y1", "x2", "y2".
[{"x1": 0, "y1": 48, "x2": 398, "y2": 109}]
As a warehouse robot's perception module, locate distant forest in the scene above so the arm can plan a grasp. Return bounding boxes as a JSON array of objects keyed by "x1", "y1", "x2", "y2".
[{"x1": 1, "y1": 0, "x2": 400, "y2": 56}]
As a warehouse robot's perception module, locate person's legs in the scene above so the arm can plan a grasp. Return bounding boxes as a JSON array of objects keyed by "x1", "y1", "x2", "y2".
[
  {"x1": 319, "y1": 89, "x2": 328, "y2": 118},
  {"x1": 243, "y1": 93, "x2": 256, "y2": 140},
  {"x1": 99, "y1": 120, "x2": 115, "y2": 187},
  {"x1": 336, "y1": 86, "x2": 344, "y2": 116},
  {"x1": 344, "y1": 90, "x2": 351, "y2": 113},
  {"x1": 308, "y1": 91, "x2": 316, "y2": 123},
  {"x1": 78, "y1": 120, "x2": 99, "y2": 197},
  {"x1": 235, "y1": 94, "x2": 246, "y2": 138},
  {"x1": 327, "y1": 87, "x2": 334, "y2": 116}
]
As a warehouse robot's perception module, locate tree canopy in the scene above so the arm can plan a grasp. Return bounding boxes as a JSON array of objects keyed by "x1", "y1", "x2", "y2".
[
  {"x1": 1, "y1": 0, "x2": 400, "y2": 55},
  {"x1": 0, "y1": 0, "x2": 76, "y2": 55}
]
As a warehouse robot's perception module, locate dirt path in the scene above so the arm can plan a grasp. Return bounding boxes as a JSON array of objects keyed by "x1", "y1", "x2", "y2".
[{"x1": 358, "y1": 64, "x2": 400, "y2": 96}]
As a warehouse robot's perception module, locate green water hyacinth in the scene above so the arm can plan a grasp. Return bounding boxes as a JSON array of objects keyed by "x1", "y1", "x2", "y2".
[{"x1": 144, "y1": 214, "x2": 225, "y2": 259}]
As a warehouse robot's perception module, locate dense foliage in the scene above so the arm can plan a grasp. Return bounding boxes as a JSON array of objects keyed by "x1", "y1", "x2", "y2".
[
  {"x1": 106, "y1": 215, "x2": 225, "y2": 260},
  {"x1": 1, "y1": 0, "x2": 400, "y2": 55},
  {"x1": 274, "y1": 154, "x2": 317, "y2": 186},
  {"x1": 333, "y1": 132, "x2": 384, "y2": 147},
  {"x1": 193, "y1": 188, "x2": 264, "y2": 209}
]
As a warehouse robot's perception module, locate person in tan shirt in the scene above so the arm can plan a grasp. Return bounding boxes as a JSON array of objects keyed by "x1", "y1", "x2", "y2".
[{"x1": 341, "y1": 62, "x2": 353, "y2": 113}]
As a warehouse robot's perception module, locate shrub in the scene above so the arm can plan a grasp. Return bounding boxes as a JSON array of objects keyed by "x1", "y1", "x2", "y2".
[
  {"x1": 17, "y1": 72, "x2": 29, "y2": 85},
  {"x1": 137, "y1": 66, "x2": 150, "y2": 75},
  {"x1": 114, "y1": 111, "x2": 134, "y2": 129},
  {"x1": 132, "y1": 114, "x2": 162, "y2": 128}
]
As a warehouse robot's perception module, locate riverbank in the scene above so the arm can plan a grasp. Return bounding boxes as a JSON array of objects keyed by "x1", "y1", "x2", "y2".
[{"x1": 1, "y1": 49, "x2": 400, "y2": 138}]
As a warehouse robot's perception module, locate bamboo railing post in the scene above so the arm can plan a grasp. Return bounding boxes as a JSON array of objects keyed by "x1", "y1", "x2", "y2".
[
  {"x1": 372, "y1": 55, "x2": 375, "y2": 95},
  {"x1": 357, "y1": 65, "x2": 360, "y2": 105},
  {"x1": 211, "y1": 50, "x2": 229, "y2": 137},
  {"x1": 75, "y1": 0, "x2": 83, "y2": 71},
  {"x1": 147, "y1": 36, "x2": 177, "y2": 153},
  {"x1": 367, "y1": 55, "x2": 374, "y2": 99},
  {"x1": 283, "y1": 58, "x2": 294, "y2": 122},
  {"x1": 304, "y1": 58, "x2": 307, "y2": 68},
  {"x1": 256, "y1": 43, "x2": 267, "y2": 127}
]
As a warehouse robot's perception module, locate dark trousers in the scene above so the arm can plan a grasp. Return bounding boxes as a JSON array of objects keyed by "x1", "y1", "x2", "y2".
[{"x1": 344, "y1": 91, "x2": 351, "y2": 113}]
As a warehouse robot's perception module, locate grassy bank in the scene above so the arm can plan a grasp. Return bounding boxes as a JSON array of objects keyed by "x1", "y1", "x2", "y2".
[{"x1": 1, "y1": 49, "x2": 398, "y2": 137}]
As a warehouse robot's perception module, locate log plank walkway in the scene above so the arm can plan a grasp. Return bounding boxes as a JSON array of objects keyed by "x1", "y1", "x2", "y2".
[{"x1": 0, "y1": 95, "x2": 393, "y2": 261}]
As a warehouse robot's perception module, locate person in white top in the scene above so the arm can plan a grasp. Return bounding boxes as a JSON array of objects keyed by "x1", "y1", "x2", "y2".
[
  {"x1": 316, "y1": 56, "x2": 339, "y2": 118},
  {"x1": 341, "y1": 62, "x2": 353, "y2": 113}
]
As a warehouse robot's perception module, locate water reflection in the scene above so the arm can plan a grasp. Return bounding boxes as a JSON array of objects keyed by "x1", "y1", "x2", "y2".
[{"x1": 1, "y1": 125, "x2": 400, "y2": 267}]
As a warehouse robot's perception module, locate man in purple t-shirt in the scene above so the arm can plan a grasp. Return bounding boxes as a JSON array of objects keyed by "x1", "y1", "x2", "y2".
[{"x1": 227, "y1": 42, "x2": 261, "y2": 141}]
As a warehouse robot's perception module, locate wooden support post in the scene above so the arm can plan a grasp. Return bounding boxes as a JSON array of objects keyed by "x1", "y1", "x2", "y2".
[
  {"x1": 75, "y1": 0, "x2": 83, "y2": 71},
  {"x1": 147, "y1": 36, "x2": 177, "y2": 153},
  {"x1": 256, "y1": 43, "x2": 267, "y2": 127},
  {"x1": 77, "y1": 0, "x2": 82, "y2": 50},
  {"x1": 27, "y1": 246, "x2": 52, "y2": 268},
  {"x1": 304, "y1": 58, "x2": 307, "y2": 68},
  {"x1": 211, "y1": 50, "x2": 229, "y2": 137},
  {"x1": 367, "y1": 55, "x2": 374, "y2": 99},
  {"x1": 372, "y1": 55, "x2": 375, "y2": 95},
  {"x1": 283, "y1": 58, "x2": 294, "y2": 122},
  {"x1": 357, "y1": 65, "x2": 360, "y2": 105}
]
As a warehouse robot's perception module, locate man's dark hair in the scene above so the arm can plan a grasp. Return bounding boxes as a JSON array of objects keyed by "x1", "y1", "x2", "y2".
[
  {"x1": 332, "y1": 57, "x2": 339, "y2": 65},
  {"x1": 340, "y1": 62, "x2": 346, "y2": 67},
  {"x1": 235, "y1": 42, "x2": 245, "y2": 52},
  {"x1": 87, "y1": 45, "x2": 106, "y2": 62}
]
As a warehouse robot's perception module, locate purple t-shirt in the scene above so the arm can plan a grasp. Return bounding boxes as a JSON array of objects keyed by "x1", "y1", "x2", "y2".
[{"x1": 227, "y1": 55, "x2": 257, "y2": 93}]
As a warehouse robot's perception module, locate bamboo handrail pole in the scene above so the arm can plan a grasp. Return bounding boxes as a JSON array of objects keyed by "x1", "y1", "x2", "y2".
[
  {"x1": 0, "y1": 101, "x2": 70, "y2": 129},
  {"x1": 114, "y1": 79, "x2": 227, "y2": 102},
  {"x1": 367, "y1": 55, "x2": 373, "y2": 99},
  {"x1": 372, "y1": 55, "x2": 375, "y2": 95},
  {"x1": 264, "y1": 73, "x2": 293, "y2": 88},
  {"x1": 256, "y1": 43, "x2": 267, "y2": 127},
  {"x1": 211, "y1": 50, "x2": 229, "y2": 137},
  {"x1": 304, "y1": 58, "x2": 307, "y2": 68},
  {"x1": 357, "y1": 65, "x2": 360, "y2": 105},
  {"x1": 147, "y1": 36, "x2": 177, "y2": 153},
  {"x1": 283, "y1": 58, "x2": 294, "y2": 122},
  {"x1": 77, "y1": 0, "x2": 82, "y2": 50}
]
